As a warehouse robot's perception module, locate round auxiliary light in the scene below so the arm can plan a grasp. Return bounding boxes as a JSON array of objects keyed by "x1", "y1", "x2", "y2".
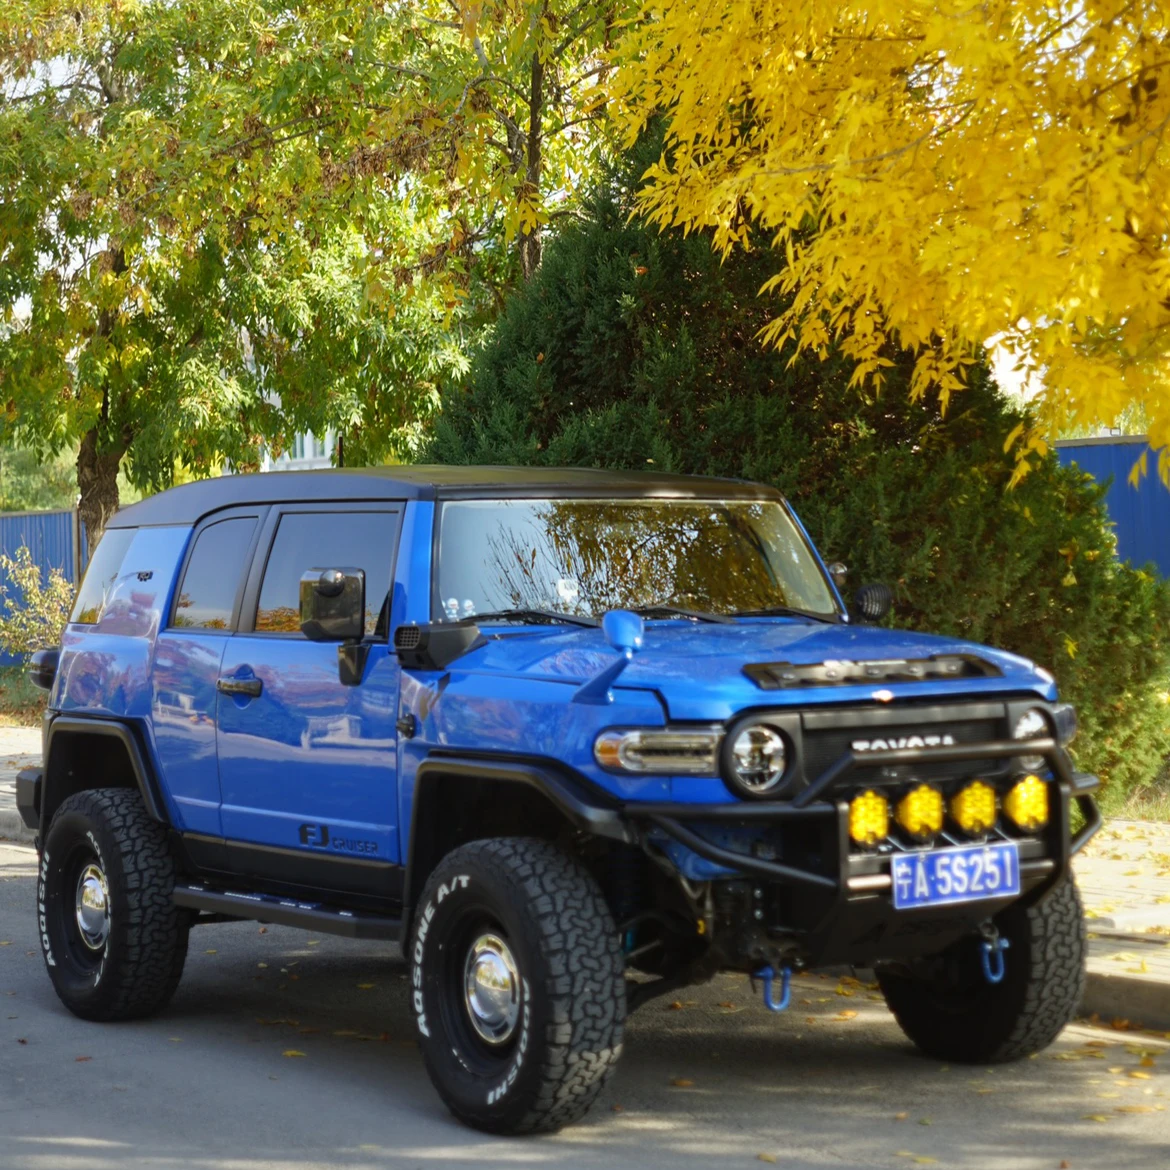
[
  {"x1": 950, "y1": 780, "x2": 998, "y2": 836},
  {"x1": 724, "y1": 724, "x2": 788, "y2": 797},
  {"x1": 849, "y1": 790, "x2": 890, "y2": 846},
  {"x1": 895, "y1": 784, "x2": 945, "y2": 841},
  {"x1": 1012, "y1": 707, "x2": 1049, "y2": 772},
  {"x1": 1004, "y1": 774, "x2": 1049, "y2": 833}
]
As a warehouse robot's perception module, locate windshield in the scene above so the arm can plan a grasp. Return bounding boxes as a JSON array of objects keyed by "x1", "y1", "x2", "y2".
[{"x1": 434, "y1": 498, "x2": 840, "y2": 622}]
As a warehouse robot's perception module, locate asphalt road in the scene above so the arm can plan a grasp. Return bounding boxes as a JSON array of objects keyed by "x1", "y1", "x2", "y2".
[{"x1": 1, "y1": 841, "x2": 1168, "y2": 1170}]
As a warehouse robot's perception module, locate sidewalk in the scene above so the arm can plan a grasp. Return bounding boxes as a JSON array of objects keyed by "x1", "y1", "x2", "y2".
[
  {"x1": 1076, "y1": 818, "x2": 1170, "y2": 1030},
  {"x1": 2, "y1": 724, "x2": 1168, "y2": 1026},
  {"x1": 0, "y1": 724, "x2": 38, "y2": 844}
]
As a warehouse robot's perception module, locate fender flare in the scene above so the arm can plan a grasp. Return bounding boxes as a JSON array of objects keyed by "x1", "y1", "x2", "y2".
[
  {"x1": 402, "y1": 752, "x2": 634, "y2": 920},
  {"x1": 42, "y1": 715, "x2": 168, "y2": 827}
]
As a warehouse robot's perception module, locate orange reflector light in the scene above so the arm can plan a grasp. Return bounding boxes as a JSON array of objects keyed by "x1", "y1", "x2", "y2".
[
  {"x1": 950, "y1": 781, "x2": 997, "y2": 835},
  {"x1": 895, "y1": 784, "x2": 944, "y2": 839},
  {"x1": 1004, "y1": 774, "x2": 1049, "y2": 832},
  {"x1": 849, "y1": 790, "x2": 889, "y2": 846}
]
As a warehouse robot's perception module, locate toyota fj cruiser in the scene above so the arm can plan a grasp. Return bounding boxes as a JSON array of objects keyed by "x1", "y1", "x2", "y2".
[{"x1": 18, "y1": 466, "x2": 1100, "y2": 1133}]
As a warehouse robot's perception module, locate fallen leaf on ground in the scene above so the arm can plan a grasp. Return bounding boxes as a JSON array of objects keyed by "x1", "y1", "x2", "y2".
[
  {"x1": 1129, "y1": 1071, "x2": 1151, "y2": 1080},
  {"x1": 894, "y1": 1112, "x2": 908, "y2": 1121},
  {"x1": 670, "y1": 1077, "x2": 694, "y2": 1087},
  {"x1": 1140, "y1": 1055, "x2": 1156, "y2": 1067},
  {"x1": 356, "y1": 983, "x2": 376, "y2": 990},
  {"x1": 1115, "y1": 1105, "x2": 1155, "y2": 1114},
  {"x1": 75, "y1": 1055, "x2": 91, "y2": 1062},
  {"x1": 204, "y1": 949, "x2": 217, "y2": 955},
  {"x1": 1060, "y1": 1160, "x2": 1071, "y2": 1168},
  {"x1": 836, "y1": 1010, "x2": 859, "y2": 1020},
  {"x1": 282, "y1": 1049, "x2": 306, "y2": 1058},
  {"x1": 612, "y1": 1104, "x2": 624, "y2": 1113},
  {"x1": 668, "y1": 1000, "x2": 684, "y2": 1010},
  {"x1": 1081, "y1": 1115, "x2": 1110, "y2": 1123},
  {"x1": 757, "y1": 1155, "x2": 778, "y2": 1164}
]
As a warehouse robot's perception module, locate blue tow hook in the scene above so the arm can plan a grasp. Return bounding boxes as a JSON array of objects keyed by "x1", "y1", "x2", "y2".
[
  {"x1": 754, "y1": 965, "x2": 792, "y2": 1013},
  {"x1": 980, "y1": 936, "x2": 1010, "y2": 985}
]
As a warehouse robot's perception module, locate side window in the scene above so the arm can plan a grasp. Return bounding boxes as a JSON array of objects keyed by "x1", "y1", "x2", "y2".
[
  {"x1": 71, "y1": 528, "x2": 136, "y2": 624},
  {"x1": 255, "y1": 511, "x2": 398, "y2": 637},
  {"x1": 172, "y1": 517, "x2": 257, "y2": 630}
]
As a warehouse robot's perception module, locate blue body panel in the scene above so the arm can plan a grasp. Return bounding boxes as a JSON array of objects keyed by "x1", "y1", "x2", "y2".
[{"x1": 47, "y1": 490, "x2": 1062, "y2": 892}]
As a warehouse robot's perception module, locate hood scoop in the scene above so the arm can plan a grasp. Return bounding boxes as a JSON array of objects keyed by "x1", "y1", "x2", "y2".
[{"x1": 744, "y1": 654, "x2": 1002, "y2": 690}]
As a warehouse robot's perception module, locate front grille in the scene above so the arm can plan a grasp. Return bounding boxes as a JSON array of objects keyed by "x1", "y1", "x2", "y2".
[{"x1": 800, "y1": 703, "x2": 1009, "y2": 788}]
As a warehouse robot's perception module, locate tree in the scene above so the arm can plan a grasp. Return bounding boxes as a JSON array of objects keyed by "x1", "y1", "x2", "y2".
[
  {"x1": 429, "y1": 137, "x2": 1170, "y2": 799},
  {"x1": 610, "y1": 1, "x2": 1170, "y2": 479},
  {"x1": 1, "y1": 1, "x2": 620, "y2": 550}
]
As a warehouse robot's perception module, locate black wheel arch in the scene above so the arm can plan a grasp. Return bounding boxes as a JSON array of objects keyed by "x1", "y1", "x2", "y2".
[
  {"x1": 402, "y1": 753, "x2": 635, "y2": 929},
  {"x1": 39, "y1": 715, "x2": 167, "y2": 833}
]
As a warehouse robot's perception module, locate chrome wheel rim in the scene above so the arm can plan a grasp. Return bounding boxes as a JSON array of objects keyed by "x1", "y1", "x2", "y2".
[
  {"x1": 74, "y1": 863, "x2": 110, "y2": 952},
  {"x1": 462, "y1": 933, "x2": 520, "y2": 1045}
]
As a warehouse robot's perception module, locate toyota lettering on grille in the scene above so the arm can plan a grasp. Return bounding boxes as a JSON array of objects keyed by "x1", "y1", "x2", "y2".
[{"x1": 851, "y1": 733, "x2": 957, "y2": 752}]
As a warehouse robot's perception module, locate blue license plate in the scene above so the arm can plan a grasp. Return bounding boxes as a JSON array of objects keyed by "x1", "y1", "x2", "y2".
[{"x1": 890, "y1": 841, "x2": 1021, "y2": 910}]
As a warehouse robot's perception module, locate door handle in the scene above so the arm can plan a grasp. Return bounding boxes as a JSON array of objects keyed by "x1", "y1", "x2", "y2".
[{"x1": 217, "y1": 676, "x2": 263, "y2": 698}]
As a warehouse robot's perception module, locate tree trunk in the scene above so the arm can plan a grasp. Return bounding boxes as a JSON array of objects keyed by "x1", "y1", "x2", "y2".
[{"x1": 77, "y1": 421, "x2": 126, "y2": 557}]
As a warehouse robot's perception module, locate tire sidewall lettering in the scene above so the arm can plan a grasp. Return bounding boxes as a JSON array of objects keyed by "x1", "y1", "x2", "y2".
[
  {"x1": 485, "y1": 980, "x2": 530, "y2": 1106},
  {"x1": 412, "y1": 874, "x2": 470, "y2": 1039},
  {"x1": 38, "y1": 848, "x2": 55, "y2": 967}
]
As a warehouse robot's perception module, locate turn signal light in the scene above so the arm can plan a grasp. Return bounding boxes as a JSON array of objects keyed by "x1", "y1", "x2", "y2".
[
  {"x1": 1004, "y1": 774, "x2": 1049, "y2": 832},
  {"x1": 895, "y1": 784, "x2": 944, "y2": 840},
  {"x1": 849, "y1": 790, "x2": 889, "y2": 846},
  {"x1": 950, "y1": 780, "x2": 998, "y2": 835}
]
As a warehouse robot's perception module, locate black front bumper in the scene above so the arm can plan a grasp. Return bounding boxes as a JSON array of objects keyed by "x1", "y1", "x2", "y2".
[
  {"x1": 15, "y1": 767, "x2": 41, "y2": 833},
  {"x1": 623, "y1": 736, "x2": 1101, "y2": 966}
]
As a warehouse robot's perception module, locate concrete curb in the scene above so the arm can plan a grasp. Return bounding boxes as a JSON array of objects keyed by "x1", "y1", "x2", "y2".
[
  {"x1": 1081, "y1": 968, "x2": 1170, "y2": 1032},
  {"x1": 0, "y1": 807, "x2": 36, "y2": 845}
]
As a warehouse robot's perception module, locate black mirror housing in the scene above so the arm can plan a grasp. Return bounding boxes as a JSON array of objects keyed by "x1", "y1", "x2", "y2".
[
  {"x1": 853, "y1": 583, "x2": 893, "y2": 623},
  {"x1": 27, "y1": 646, "x2": 59, "y2": 691},
  {"x1": 300, "y1": 568, "x2": 365, "y2": 642}
]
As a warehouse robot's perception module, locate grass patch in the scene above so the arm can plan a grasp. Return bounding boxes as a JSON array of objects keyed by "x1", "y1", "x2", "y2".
[{"x1": 0, "y1": 665, "x2": 44, "y2": 727}]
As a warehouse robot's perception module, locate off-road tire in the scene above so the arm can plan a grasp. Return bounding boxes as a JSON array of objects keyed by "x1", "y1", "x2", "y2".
[
  {"x1": 877, "y1": 870, "x2": 1086, "y2": 1063},
  {"x1": 410, "y1": 837, "x2": 626, "y2": 1134},
  {"x1": 38, "y1": 788, "x2": 189, "y2": 1021}
]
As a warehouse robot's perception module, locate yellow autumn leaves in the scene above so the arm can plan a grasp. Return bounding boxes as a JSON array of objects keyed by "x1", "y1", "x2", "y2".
[{"x1": 609, "y1": 1, "x2": 1170, "y2": 477}]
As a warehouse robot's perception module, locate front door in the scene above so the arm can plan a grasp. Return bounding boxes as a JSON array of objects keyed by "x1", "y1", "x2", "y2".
[{"x1": 215, "y1": 505, "x2": 403, "y2": 902}]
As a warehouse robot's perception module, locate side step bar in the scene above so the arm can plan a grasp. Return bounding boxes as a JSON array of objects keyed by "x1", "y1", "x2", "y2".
[{"x1": 173, "y1": 883, "x2": 402, "y2": 947}]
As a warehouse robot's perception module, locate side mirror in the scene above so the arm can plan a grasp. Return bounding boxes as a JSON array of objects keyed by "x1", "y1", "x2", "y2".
[
  {"x1": 27, "y1": 646, "x2": 59, "y2": 692},
  {"x1": 853, "y1": 583, "x2": 893, "y2": 623},
  {"x1": 300, "y1": 568, "x2": 365, "y2": 642},
  {"x1": 827, "y1": 562, "x2": 848, "y2": 590}
]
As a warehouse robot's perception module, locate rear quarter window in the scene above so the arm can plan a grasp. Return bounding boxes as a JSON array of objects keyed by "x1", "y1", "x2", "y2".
[{"x1": 71, "y1": 528, "x2": 136, "y2": 624}]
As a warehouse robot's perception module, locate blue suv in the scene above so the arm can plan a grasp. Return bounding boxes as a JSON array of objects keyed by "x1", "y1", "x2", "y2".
[{"x1": 18, "y1": 466, "x2": 1101, "y2": 1133}]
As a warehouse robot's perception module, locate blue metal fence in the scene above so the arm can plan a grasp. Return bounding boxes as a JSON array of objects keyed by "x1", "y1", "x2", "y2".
[
  {"x1": 0, "y1": 509, "x2": 86, "y2": 666},
  {"x1": 1055, "y1": 436, "x2": 1170, "y2": 577}
]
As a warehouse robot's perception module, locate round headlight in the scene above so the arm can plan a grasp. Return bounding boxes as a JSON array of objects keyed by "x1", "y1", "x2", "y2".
[
  {"x1": 1012, "y1": 708, "x2": 1048, "y2": 771},
  {"x1": 726, "y1": 725, "x2": 788, "y2": 796}
]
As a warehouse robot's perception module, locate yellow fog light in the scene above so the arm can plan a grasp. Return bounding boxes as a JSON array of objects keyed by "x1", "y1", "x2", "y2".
[
  {"x1": 849, "y1": 790, "x2": 889, "y2": 846},
  {"x1": 950, "y1": 781, "x2": 998, "y2": 835},
  {"x1": 895, "y1": 784, "x2": 944, "y2": 840},
  {"x1": 1004, "y1": 774, "x2": 1049, "y2": 832}
]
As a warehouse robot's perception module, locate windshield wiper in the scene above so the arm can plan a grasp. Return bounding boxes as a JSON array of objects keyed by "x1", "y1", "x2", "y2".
[
  {"x1": 473, "y1": 608, "x2": 599, "y2": 628},
  {"x1": 731, "y1": 605, "x2": 839, "y2": 624},
  {"x1": 632, "y1": 603, "x2": 734, "y2": 624}
]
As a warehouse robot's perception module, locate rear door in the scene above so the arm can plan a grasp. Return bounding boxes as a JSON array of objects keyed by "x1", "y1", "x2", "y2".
[
  {"x1": 152, "y1": 509, "x2": 265, "y2": 838},
  {"x1": 214, "y1": 503, "x2": 403, "y2": 901}
]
